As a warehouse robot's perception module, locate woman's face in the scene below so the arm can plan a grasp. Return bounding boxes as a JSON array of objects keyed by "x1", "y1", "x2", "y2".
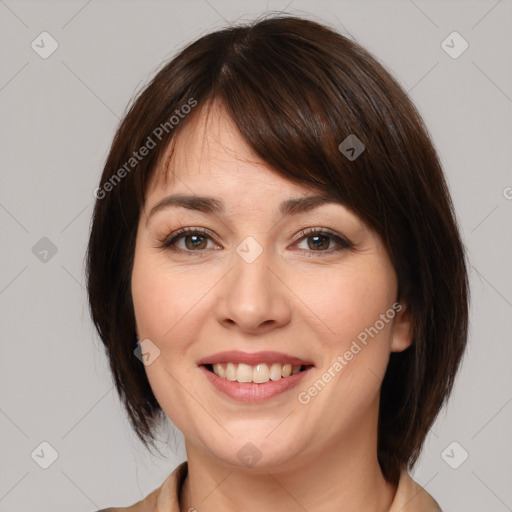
[{"x1": 131, "y1": 102, "x2": 412, "y2": 471}]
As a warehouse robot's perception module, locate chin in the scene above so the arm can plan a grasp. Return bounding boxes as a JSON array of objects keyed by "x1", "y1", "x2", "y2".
[{"x1": 192, "y1": 424, "x2": 309, "y2": 472}]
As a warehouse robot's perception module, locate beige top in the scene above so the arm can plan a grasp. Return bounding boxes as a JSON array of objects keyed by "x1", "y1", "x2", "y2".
[{"x1": 98, "y1": 462, "x2": 441, "y2": 511}]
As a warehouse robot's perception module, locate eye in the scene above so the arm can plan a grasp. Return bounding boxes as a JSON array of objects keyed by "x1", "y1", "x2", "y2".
[
  {"x1": 293, "y1": 228, "x2": 352, "y2": 255},
  {"x1": 158, "y1": 227, "x2": 220, "y2": 255},
  {"x1": 158, "y1": 226, "x2": 352, "y2": 257}
]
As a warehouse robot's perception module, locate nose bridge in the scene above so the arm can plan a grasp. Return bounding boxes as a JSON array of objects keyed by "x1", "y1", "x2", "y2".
[
  {"x1": 231, "y1": 236, "x2": 274, "y2": 305},
  {"x1": 218, "y1": 235, "x2": 290, "y2": 331}
]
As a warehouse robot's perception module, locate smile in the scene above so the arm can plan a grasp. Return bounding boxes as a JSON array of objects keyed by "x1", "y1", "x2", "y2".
[
  {"x1": 197, "y1": 351, "x2": 315, "y2": 402},
  {"x1": 207, "y1": 362, "x2": 308, "y2": 383}
]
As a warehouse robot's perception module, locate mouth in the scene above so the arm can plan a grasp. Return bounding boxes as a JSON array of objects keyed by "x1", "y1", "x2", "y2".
[
  {"x1": 197, "y1": 351, "x2": 315, "y2": 402},
  {"x1": 202, "y1": 362, "x2": 313, "y2": 384}
]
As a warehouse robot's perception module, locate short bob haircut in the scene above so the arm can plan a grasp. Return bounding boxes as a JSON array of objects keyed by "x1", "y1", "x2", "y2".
[{"x1": 86, "y1": 15, "x2": 469, "y2": 485}]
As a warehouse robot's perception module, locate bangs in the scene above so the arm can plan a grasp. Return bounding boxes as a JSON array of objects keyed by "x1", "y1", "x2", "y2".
[{"x1": 139, "y1": 19, "x2": 411, "y2": 239}]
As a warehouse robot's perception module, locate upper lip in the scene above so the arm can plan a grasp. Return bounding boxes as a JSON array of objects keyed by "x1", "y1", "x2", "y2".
[{"x1": 197, "y1": 350, "x2": 314, "y2": 366}]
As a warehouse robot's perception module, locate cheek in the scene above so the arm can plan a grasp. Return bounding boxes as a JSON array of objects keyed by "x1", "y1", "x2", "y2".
[
  {"x1": 292, "y1": 274, "x2": 397, "y2": 434},
  {"x1": 131, "y1": 249, "x2": 208, "y2": 434},
  {"x1": 294, "y1": 262, "x2": 396, "y2": 347},
  {"x1": 131, "y1": 248, "x2": 200, "y2": 342},
  {"x1": 290, "y1": 258, "x2": 398, "y2": 417},
  {"x1": 130, "y1": 246, "x2": 221, "y2": 369},
  {"x1": 131, "y1": 262, "x2": 172, "y2": 340}
]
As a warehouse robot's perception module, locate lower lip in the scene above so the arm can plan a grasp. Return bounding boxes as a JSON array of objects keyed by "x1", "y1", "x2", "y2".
[{"x1": 199, "y1": 365, "x2": 313, "y2": 402}]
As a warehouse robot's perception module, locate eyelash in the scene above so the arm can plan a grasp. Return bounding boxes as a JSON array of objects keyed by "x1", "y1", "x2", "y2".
[{"x1": 157, "y1": 226, "x2": 353, "y2": 257}]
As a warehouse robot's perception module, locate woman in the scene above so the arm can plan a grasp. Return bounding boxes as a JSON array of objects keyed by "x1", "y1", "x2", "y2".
[{"x1": 87, "y1": 15, "x2": 468, "y2": 511}]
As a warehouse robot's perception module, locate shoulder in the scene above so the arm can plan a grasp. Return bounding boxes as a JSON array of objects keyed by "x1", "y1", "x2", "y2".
[
  {"x1": 389, "y1": 470, "x2": 442, "y2": 512},
  {"x1": 94, "y1": 461, "x2": 188, "y2": 512}
]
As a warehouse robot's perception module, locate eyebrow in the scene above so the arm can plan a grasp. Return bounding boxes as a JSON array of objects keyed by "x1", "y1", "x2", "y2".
[{"x1": 146, "y1": 193, "x2": 339, "y2": 225}]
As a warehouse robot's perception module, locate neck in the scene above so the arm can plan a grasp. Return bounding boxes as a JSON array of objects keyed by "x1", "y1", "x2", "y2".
[{"x1": 179, "y1": 407, "x2": 397, "y2": 511}]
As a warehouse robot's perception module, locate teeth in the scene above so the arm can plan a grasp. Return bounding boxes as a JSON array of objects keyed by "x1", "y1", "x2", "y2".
[
  {"x1": 282, "y1": 363, "x2": 292, "y2": 378},
  {"x1": 236, "y1": 363, "x2": 253, "y2": 383},
  {"x1": 211, "y1": 362, "x2": 304, "y2": 383},
  {"x1": 225, "y1": 362, "x2": 237, "y2": 381},
  {"x1": 269, "y1": 363, "x2": 282, "y2": 381},
  {"x1": 213, "y1": 363, "x2": 225, "y2": 378},
  {"x1": 291, "y1": 365, "x2": 301, "y2": 375},
  {"x1": 253, "y1": 363, "x2": 270, "y2": 383}
]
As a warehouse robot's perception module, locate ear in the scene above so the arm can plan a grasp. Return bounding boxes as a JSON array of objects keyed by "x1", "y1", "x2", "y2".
[{"x1": 390, "y1": 303, "x2": 413, "y2": 353}]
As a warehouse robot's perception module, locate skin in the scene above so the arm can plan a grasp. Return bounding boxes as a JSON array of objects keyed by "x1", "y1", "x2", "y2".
[{"x1": 131, "y1": 101, "x2": 413, "y2": 511}]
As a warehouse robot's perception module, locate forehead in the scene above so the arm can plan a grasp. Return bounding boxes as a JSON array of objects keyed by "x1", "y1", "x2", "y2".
[{"x1": 146, "y1": 101, "x2": 322, "y2": 199}]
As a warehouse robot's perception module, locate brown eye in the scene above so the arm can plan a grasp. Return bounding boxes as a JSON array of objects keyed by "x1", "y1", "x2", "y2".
[
  {"x1": 182, "y1": 233, "x2": 209, "y2": 250},
  {"x1": 160, "y1": 227, "x2": 219, "y2": 255},
  {"x1": 306, "y1": 234, "x2": 331, "y2": 251},
  {"x1": 294, "y1": 228, "x2": 352, "y2": 255}
]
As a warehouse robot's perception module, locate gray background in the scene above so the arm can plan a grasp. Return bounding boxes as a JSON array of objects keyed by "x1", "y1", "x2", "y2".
[{"x1": 0, "y1": 0, "x2": 511, "y2": 510}]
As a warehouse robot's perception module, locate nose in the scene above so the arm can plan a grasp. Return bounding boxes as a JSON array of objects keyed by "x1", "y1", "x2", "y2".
[{"x1": 216, "y1": 245, "x2": 292, "y2": 334}]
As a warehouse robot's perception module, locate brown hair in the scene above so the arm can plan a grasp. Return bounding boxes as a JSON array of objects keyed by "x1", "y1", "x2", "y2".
[{"x1": 86, "y1": 14, "x2": 469, "y2": 485}]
